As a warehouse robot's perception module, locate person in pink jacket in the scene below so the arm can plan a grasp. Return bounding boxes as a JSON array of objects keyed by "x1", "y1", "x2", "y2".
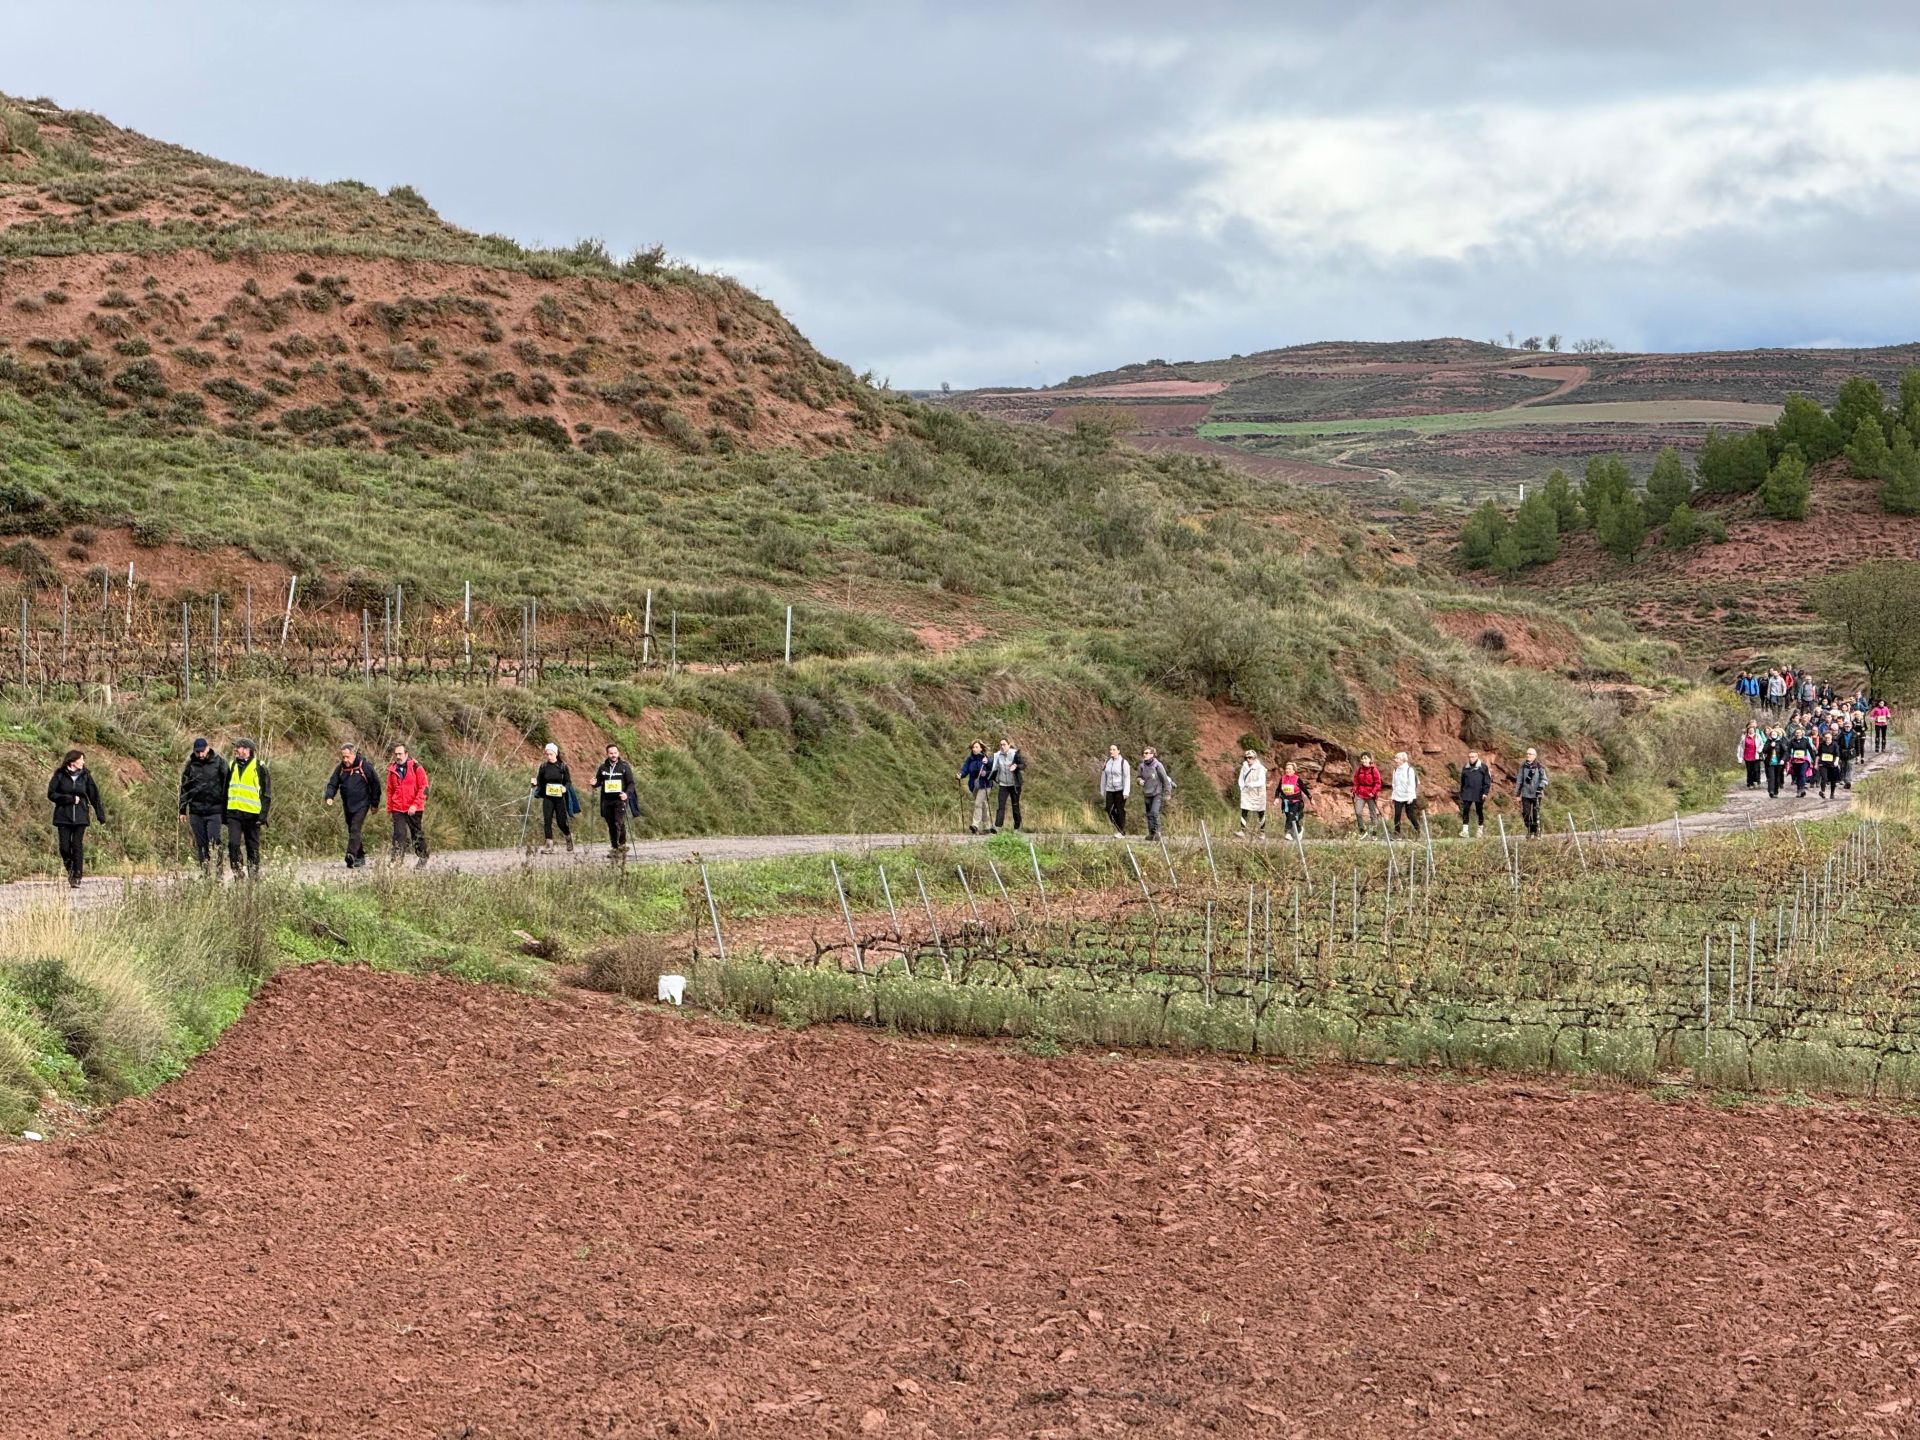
[
  {"x1": 1871, "y1": 701, "x2": 1893, "y2": 754},
  {"x1": 1740, "y1": 724, "x2": 1763, "y2": 789}
]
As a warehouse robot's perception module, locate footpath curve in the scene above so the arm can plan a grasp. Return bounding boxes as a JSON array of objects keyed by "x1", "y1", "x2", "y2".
[{"x1": 0, "y1": 740, "x2": 1898, "y2": 917}]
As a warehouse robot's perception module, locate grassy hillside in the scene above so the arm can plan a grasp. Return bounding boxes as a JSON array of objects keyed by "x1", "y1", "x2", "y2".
[{"x1": 0, "y1": 94, "x2": 1727, "y2": 882}]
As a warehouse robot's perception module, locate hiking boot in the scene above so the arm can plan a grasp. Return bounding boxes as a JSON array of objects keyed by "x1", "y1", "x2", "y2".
[
  {"x1": 542, "y1": 840, "x2": 555, "y2": 854},
  {"x1": 415, "y1": 855, "x2": 428, "y2": 870},
  {"x1": 565, "y1": 834, "x2": 574, "y2": 853}
]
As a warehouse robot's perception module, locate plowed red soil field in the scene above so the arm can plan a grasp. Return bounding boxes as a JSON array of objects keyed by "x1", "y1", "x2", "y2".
[{"x1": 6, "y1": 966, "x2": 1920, "y2": 1438}]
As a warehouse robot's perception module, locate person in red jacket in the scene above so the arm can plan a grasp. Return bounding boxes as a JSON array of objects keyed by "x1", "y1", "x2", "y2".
[
  {"x1": 386, "y1": 742, "x2": 430, "y2": 868},
  {"x1": 1350, "y1": 752, "x2": 1383, "y2": 837}
]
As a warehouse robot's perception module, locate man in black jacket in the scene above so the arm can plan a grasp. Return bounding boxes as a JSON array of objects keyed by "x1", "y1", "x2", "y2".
[
  {"x1": 177, "y1": 737, "x2": 228, "y2": 875},
  {"x1": 592, "y1": 743, "x2": 639, "y2": 858},
  {"x1": 323, "y1": 743, "x2": 382, "y2": 869},
  {"x1": 1457, "y1": 750, "x2": 1491, "y2": 838}
]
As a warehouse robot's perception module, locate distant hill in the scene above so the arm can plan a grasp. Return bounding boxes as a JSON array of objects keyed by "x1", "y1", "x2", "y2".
[{"x1": 940, "y1": 338, "x2": 1920, "y2": 508}]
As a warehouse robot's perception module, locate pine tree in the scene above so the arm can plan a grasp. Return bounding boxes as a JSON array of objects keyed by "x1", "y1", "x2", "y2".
[
  {"x1": 1832, "y1": 377, "x2": 1889, "y2": 446},
  {"x1": 1761, "y1": 447, "x2": 1811, "y2": 520},
  {"x1": 1729, "y1": 431, "x2": 1772, "y2": 494},
  {"x1": 1661, "y1": 502, "x2": 1700, "y2": 550},
  {"x1": 1883, "y1": 425, "x2": 1920, "y2": 516},
  {"x1": 1541, "y1": 468, "x2": 1580, "y2": 531},
  {"x1": 1580, "y1": 454, "x2": 1632, "y2": 526},
  {"x1": 1596, "y1": 494, "x2": 1646, "y2": 561},
  {"x1": 1458, "y1": 500, "x2": 1508, "y2": 569},
  {"x1": 1489, "y1": 528, "x2": 1523, "y2": 577},
  {"x1": 1510, "y1": 491, "x2": 1560, "y2": 567},
  {"x1": 1902, "y1": 368, "x2": 1920, "y2": 438},
  {"x1": 1775, "y1": 394, "x2": 1844, "y2": 464},
  {"x1": 1695, "y1": 427, "x2": 1736, "y2": 494},
  {"x1": 1642, "y1": 446, "x2": 1693, "y2": 526},
  {"x1": 1848, "y1": 414, "x2": 1895, "y2": 481}
]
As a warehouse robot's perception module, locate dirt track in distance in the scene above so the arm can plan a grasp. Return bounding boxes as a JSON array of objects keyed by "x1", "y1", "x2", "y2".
[{"x1": 6, "y1": 964, "x2": 1920, "y2": 1438}]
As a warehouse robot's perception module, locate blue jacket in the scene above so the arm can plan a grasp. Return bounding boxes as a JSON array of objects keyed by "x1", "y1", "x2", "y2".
[{"x1": 959, "y1": 752, "x2": 992, "y2": 793}]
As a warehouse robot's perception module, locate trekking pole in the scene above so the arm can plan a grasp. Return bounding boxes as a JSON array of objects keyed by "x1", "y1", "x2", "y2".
[
  {"x1": 700, "y1": 863, "x2": 727, "y2": 964},
  {"x1": 516, "y1": 788, "x2": 534, "y2": 854},
  {"x1": 1198, "y1": 819, "x2": 1219, "y2": 883}
]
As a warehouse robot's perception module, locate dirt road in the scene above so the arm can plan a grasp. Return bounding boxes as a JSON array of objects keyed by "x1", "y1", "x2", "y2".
[
  {"x1": 0, "y1": 741, "x2": 1895, "y2": 916},
  {"x1": 5, "y1": 963, "x2": 1919, "y2": 1438}
]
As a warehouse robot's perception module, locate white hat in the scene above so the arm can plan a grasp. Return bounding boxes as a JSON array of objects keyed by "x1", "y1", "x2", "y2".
[{"x1": 544, "y1": 742, "x2": 559, "y2": 756}]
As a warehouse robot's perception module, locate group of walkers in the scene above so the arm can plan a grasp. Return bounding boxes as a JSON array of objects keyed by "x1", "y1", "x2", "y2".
[
  {"x1": 44, "y1": 736, "x2": 646, "y2": 889},
  {"x1": 524, "y1": 742, "x2": 641, "y2": 856},
  {"x1": 174, "y1": 737, "x2": 429, "y2": 884},
  {"x1": 955, "y1": 738, "x2": 1556, "y2": 843},
  {"x1": 1733, "y1": 674, "x2": 1892, "y2": 802},
  {"x1": 46, "y1": 738, "x2": 317, "y2": 890}
]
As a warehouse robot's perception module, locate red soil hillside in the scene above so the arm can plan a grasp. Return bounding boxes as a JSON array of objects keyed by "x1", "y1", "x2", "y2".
[
  {"x1": 1510, "y1": 461, "x2": 1920, "y2": 664},
  {"x1": 0, "y1": 94, "x2": 873, "y2": 454}
]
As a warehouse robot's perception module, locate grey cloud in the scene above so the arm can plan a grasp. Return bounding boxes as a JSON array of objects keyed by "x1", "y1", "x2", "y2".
[{"x1": 6, "y1": 2, "x2": 1920, "y2": 385}]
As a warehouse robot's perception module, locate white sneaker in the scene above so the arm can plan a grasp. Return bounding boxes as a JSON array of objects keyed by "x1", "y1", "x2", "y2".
[
  {"x1": 1459, "y1": 825, "x2": 1469, "y2": 838},
  {"x1": 1476, "y1": 826, "x2": 1485, "y2": 838}
]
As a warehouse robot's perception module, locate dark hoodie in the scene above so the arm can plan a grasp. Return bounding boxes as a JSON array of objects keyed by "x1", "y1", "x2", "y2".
[{"x1": 179, "y1": 749, "x2": 230, "y2": 816}]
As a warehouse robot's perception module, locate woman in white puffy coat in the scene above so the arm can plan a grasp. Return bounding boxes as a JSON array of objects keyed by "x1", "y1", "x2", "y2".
[{"x1": 1236, "y1": 750, "x2": 1268, "y2": 839}]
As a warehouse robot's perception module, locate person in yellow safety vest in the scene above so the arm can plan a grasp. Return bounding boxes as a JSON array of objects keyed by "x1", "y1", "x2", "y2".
[{"x1": 224, "y1": 738, "x2": 272, "y2": 879}]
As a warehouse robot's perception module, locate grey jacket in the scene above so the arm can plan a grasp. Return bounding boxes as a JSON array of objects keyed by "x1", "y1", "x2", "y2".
[
  {"x1": 1515, "y1": 760, "x2": 1549, "y2": 800},
  {"x1": 1137, "y1": 758, "x2": 1175, "y2": 798}
]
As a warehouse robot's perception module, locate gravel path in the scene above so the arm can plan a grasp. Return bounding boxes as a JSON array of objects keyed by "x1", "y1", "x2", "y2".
[{"x1": 2, "y1": 741, "x2": 1897, "y2": 916}]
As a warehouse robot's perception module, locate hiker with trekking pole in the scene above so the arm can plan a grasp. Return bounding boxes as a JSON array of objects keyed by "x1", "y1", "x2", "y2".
[
  {"x1": 530, "y1": 742, "x2": 577, "y2": 854},
  {"x1": 959, "y1": 740, "x2": 993, "y2": 835},
  {"x1": 593, "y1": 743, "x2": 640, "y2": 858}
]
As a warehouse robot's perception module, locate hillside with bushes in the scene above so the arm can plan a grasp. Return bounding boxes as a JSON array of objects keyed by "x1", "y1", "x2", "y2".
[
  {"x1": 1454, "y1": 370, "x2": 1920, "y2": 665},
  {"x1": 0, "y1": 95, "x2": 1724, "y2": 879}
]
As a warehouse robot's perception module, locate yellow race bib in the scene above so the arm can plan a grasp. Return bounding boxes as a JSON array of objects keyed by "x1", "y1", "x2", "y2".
[
  {"x1": 603, "y1": 777, "x2": 623, "y2": 794},
  {"x1": 545, "y1": 783, "x2": 566, "y2": 798}
]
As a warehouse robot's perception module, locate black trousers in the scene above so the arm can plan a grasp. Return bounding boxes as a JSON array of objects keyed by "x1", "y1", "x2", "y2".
[
  {"x1": 1820, "y1": 764, "x2": 1842, "y2": 798},
  {"x1": 391, "y1": 811, "x2": 428, "y2": 860},
  {"x1": 343, "y1": 807, "x2": 368, "y2": 866},
  {"x1": 227, "y1": 813, "x2": 262, "y2": 875},
  {"x1": 55, "y1": 822, "x2": 86, "y2": 883},
  {"x1": 1459, "y1": 798, "x2": 1486, "y2": 828},
  {"x1": 1282, "y1": 804, "x2": 1304, "y2": 837},
  {"x1": 1876, "y1": 725, "x2": 1888, "y2": 753},
  {"x1": 1766, "y1": 765, "x2": 1784, "y2": 797},
  {"x1": 187, "y1": 811, "x2": 223, "y2": 867},
  {"x1": 602, "y1": 803, "x2": 629, "y2": 850},
  {"x1": 1745, "y1": 759, "x2": 1762, "y2": 788},
  {"x1": 1392, "y1": 799, "x2": 1416, "y2": 834},
  {"x1": 1103, "y1": 790, "x2": 1127, "y2": 834},
  {"x1": 1520, "y1": 797, "x2": 1541, "y2": 834},
  {"x1": 994, "y1": 785, "x2": 1022, "y2": 831},
  {"x1": 542, "y1": 795, "x2": 572, "y2": 840}
]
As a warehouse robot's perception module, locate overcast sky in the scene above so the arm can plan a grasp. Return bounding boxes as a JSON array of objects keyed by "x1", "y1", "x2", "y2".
[{"x1": 7, "y1": 2, "x2": 1920, "y2": 387}]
